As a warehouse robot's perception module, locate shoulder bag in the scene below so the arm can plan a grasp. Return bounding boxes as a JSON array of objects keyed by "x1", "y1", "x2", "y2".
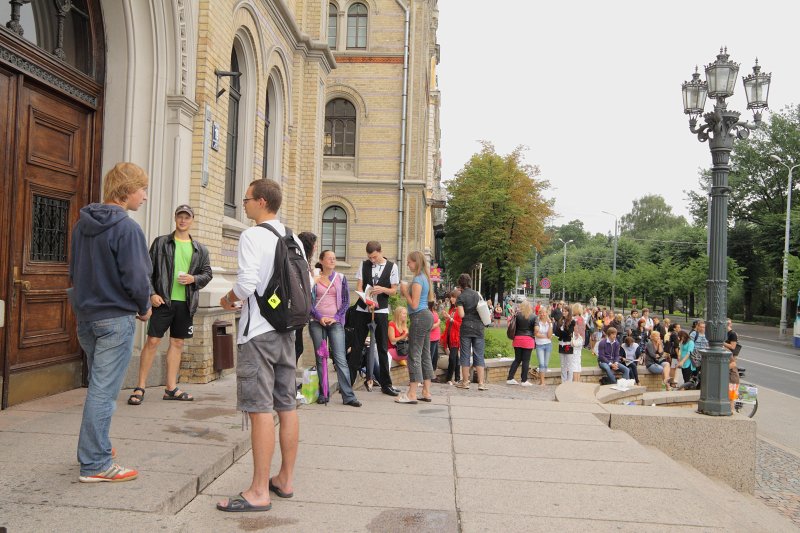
[{"x1": 506, "y1": 313, "x2": 517, "y2": 340}]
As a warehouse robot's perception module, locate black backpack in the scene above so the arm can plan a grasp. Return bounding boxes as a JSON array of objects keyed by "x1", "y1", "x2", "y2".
[{"x1": 244, "y1": 223, "x2": 311, "y2": 335}]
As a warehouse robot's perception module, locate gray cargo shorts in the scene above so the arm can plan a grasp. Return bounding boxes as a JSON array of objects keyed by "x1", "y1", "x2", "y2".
[{"x1": 237, "y1": 330, "x2": 296, "y2": 413}]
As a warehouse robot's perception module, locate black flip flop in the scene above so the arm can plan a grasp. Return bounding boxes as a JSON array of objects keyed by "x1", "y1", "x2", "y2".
[
  {"x1": 418, "y1": 396, "x2": 432, "y2": 402},
  {"x1": 127, "y1": 387, "x2": 145, "y2": 405},
  {"x1": 269, "y1": 478, "x2": 294, "y2": 499},
  {"x1": 216, "y1": 492, "x2": 272, "y2": 513},
  {"x1": 163, "y1": 387, "x2": 193, "y2": 401}
]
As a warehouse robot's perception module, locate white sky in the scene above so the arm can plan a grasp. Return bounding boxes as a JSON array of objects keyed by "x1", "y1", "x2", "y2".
[{"x1": 436, "y1": 0, "x2": 800, "y2": 236}]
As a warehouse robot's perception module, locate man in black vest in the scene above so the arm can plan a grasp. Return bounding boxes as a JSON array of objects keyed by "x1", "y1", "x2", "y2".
[{"x1": 351, "y1": 241, "x2": 400, "y2": 396}]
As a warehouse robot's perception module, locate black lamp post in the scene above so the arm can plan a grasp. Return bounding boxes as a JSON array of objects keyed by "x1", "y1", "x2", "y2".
[{"x1": 682, "y1": 48, "x2": 771, "y2": 416}]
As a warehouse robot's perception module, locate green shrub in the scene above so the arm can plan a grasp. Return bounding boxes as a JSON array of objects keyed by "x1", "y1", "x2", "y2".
[{"x1": 484, "y1": 328, "x2": 514, "y2": 358}]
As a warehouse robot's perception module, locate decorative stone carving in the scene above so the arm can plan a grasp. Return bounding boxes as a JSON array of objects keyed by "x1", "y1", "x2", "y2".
[{"x1": 0, "y1": 45, "x2": 97, "y2": 106}]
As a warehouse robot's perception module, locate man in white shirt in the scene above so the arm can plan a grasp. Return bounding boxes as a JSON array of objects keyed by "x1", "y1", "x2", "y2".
[
  {"x1": 351, "y1": 241, "x2": 401, "y2": 396},
  {"x1": 217, "y1": 179, "x2": 301, "y2": 513}
]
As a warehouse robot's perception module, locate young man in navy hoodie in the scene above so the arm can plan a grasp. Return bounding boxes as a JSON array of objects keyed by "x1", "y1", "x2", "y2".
[{"x1": 69, "y1": 162, "x2": 152, "y2": 483}]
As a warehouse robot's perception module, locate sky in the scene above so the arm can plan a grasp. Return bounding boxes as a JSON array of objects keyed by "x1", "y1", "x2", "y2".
[{"x1": 436, "y1": 0, "x2": 800, "y2": 236}]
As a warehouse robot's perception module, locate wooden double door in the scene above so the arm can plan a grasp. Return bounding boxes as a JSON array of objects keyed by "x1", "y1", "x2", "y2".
[{"x1": 0, "y1": 68, "x2": 99, "y2": 408}]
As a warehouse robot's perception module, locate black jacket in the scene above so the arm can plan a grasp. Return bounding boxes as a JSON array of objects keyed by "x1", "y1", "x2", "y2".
[{"x1": 148, "y1": 232, "x2": 212, "y2": 315}]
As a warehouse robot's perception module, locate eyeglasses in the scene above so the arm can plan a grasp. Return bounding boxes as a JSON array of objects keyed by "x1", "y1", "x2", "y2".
[{"x1": 242, "y1": 197, "x2": 257, "y2": 205}]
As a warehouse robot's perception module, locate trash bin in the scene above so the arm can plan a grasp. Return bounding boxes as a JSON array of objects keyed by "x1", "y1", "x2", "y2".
[{"x1": 212, "y1": 320, "x2": 234, "y2": 370}]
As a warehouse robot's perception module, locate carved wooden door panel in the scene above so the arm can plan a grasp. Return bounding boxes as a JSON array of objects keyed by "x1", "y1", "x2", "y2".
[{"x1": 5, "y1": 80, "x2": 92, "y2": 403}]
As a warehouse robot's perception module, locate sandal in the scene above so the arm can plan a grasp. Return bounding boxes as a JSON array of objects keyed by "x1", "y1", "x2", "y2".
[
  {"x1": 395, "y1": 394, "x2": 418, "y2": 404},
  {"x1": 127, "y1": 387, "x2": 145, "y2": 405},
  {"x1": 216, "y1": 492, "x2": 272, "y2": 513},
  {"x1": 163, "y1": 387, "x2": 193, "y2": 401}
]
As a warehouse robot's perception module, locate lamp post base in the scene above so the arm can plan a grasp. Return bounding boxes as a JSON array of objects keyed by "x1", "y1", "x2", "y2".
[{"x1": 698, "y1": 348, "x2": 732, "y2": 416}]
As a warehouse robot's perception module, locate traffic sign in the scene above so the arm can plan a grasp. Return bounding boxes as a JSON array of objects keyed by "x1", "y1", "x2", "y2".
[
  {"x1": 540, "y1": 288, "x2": 551, "y2": 295},
  {"x1": 540, "y1": 277, "x2": 551, "y2": 289}
]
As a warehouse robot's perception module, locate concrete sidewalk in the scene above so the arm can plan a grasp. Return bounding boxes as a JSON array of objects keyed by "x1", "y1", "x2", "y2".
[{"x1": 1, "y1": 378, "x2": 797, "y2": 532}]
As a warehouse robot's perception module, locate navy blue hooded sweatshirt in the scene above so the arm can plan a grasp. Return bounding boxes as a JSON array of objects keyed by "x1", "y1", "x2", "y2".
[{"x1": 69, "y1": 203, "x2": 152, "y2": 321}]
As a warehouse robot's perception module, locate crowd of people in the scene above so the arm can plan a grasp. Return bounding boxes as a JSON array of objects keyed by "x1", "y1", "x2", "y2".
[{"x1": 66, "y1": 164, "x2": 742, "y2": 514}]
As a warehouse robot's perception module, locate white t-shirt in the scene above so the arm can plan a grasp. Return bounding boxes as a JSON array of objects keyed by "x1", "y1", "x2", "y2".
[
  {"x1": 233, "y1": 220, "x2": 305, "y2": 344},
  {"x1": 355, "y1": 260, "x2": 399, "y2": 314}
]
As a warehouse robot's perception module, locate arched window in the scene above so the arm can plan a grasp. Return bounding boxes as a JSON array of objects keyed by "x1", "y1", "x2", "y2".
[
  {"x1": 346, "y1": 3, "x2": 367, "y2": 49},
  {"x1": 322, "y1": 206, "x2": 347, "y2": 260},
  {"x1": 324, "y1": 98, "x2": 356, "y2": 156},
  {"x1": 0, "y1": 0, "x2": 95, "y2": 76},
  {"x1": 224, "y1": 46, "x2": 242, "y2": 218},
  {"x1": 327, "y1": 3, "x2": 338, "y2": 49},
  {"x1": 262, "y1": 72, "x2": 283, "y2": 181}
]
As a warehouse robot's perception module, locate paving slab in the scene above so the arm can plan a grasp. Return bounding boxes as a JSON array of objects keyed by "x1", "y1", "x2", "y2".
[
  {"x1": 447, "y1": 394, "x2": 606, "y2": 413},
  {"x1": 177, "y1": 494, "x2": 458, "y2": 533},
  {"x1": 0, "y1": 500, "x2": 183, "y2": 532},
  {"x1": 203, "y1": 462, "x2": 456, "y2": 511},
  {"x1": 287, "y1": 443, "x2": 453, "y2": 477},
  {"x1": 457, "y1": 478, "x2": 714, "y2": 526},
  {"x1": 448, "y1": 404, "x2": 606, "y2": 425},
  {"x1": 453, "y1": 433, "x2": 654, "y2": 462},
  {"x1": 299, "y1": 423, "x2": 453, "y2": 453},
  {"x1": 460, "y1": 511, "x2": 721, "y2": 533},
  {"x1": 455, "y1": 454, "x2": 681, "y2": 489},
  {"x1": 451, "y1": 417, "x2": 632, "y2": 441},
  {"x1": 0, "y1": 461, "x2": 197, "y2": 515},
  {"x1": 299, "y1": 407, "x2": 452, "y2": 433}
]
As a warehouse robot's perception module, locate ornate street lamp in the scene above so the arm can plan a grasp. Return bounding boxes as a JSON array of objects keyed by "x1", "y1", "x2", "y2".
[{"x1": 682, "y1": 47, "x2": 771, "y2": 416}]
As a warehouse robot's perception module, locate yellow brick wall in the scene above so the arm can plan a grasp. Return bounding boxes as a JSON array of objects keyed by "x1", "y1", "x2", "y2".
[
  {"x1": 184, "y1": 0, "x2": 329, "y2": 381},
  {"x1": 321, "y1": 0, "x2": 440, "y2": 275}
]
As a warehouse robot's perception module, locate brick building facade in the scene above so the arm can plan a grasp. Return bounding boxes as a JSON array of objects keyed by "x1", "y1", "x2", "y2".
[{"x1": 0, "y1": 0, "x2": 441, "y2": 406}]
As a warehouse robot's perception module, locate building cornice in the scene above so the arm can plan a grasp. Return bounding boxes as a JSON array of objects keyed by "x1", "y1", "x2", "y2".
[{"x1": 264, "y1": 0, "x2": 337, "y2": 73}]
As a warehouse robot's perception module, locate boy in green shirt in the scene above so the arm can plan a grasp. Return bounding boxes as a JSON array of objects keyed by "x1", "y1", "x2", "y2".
[{"x1": 128, "y1": 205, "x2": 212, "y2": 404}]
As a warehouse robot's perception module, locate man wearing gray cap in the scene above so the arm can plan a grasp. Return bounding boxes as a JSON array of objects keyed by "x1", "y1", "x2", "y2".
[{"x1": 128, "y1": 204, "x2": 212, "y2": 405}]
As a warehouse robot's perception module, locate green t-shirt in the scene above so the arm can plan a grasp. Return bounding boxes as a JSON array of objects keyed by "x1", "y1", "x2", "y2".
[{"x1": 170, "y1": 238, "x2": 193, "y2": 302}]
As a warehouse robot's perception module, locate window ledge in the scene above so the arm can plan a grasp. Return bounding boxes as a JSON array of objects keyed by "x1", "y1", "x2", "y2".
[{"x1": 222, "y1": 216, "x2": 249, "y2": 240}]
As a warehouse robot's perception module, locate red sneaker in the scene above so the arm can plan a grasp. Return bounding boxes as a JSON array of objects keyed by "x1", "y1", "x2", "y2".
[{"x1": 79, "y1": 464, "x2": 138, "y2": 483}]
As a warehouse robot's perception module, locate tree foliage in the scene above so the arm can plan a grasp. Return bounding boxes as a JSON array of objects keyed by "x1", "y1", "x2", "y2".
[
  {"x1": 620, "y1": 194, "x2": 687, "y2": 237},
  {"x1": 443, "y1": 143, "x2": 553, "y2": 296},
  {"x1": 686, "y1": 104, "x2": 800, "y2": 319}
]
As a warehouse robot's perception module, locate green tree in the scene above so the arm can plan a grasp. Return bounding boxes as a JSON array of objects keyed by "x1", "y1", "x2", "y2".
[
  {"x1": 619, "y1": 194, "x2": 687, "y2": 237},
  {"x1": 687, "y1": 105, "x2": 800, "y2": 319},
  {"x1": 444, "y1": 143, "x2": 554, "y2": 297}
]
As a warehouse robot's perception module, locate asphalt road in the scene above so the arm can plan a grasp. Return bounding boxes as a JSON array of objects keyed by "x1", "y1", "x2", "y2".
[
  {"x1": 734, "y1": 323, "x2": 800, "y2": 399},
  {"x1": 721, "y1": 322, "x2": 800, "y2": 456}
]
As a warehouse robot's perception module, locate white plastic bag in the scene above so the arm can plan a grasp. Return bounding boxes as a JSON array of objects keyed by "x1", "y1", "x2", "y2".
[
  {"x1": 300, "y1": 368, "x2": 319, "y2": 404},
  {"x1": 476, "y1": 297, "x2": 492, "y2": 326}
]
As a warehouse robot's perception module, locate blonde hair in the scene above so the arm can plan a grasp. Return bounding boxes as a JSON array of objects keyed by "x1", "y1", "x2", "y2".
[
  {"x1": 392, "y1": 306, "x2": 408, "y2": 329},
  {"x1": 571, "y1": 303, "x2": 583, "y2": 316},
  {"x1": 518, "y1": 300, "x2": 533, "y2": 319},
  {"x1": 407, "y1": 250, "x2": 434, "y2": 303},
  {"x1": 103, "y1": 162, "x2": 148, "y2": 203}
]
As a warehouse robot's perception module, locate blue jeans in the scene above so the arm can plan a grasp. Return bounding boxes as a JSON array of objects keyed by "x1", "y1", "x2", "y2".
[
  {"x1": 76, "y1": 315, "x2": 136, "y2": 475},
  {"x1": 535, "y1": 342, "x2": 552, "y2": 372},
  {"x1": 598, "y1": 361, "x2": 630, "y2": 384},
  {"x1": 408, "y1": 311, "x2": 434, "y2": 383},
  {"x1": 459, "y1": 335, "x2": 485, "y2": 367},
  {"x1": 308, "y1": 321, "x2": 356, "y2": 404}
]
